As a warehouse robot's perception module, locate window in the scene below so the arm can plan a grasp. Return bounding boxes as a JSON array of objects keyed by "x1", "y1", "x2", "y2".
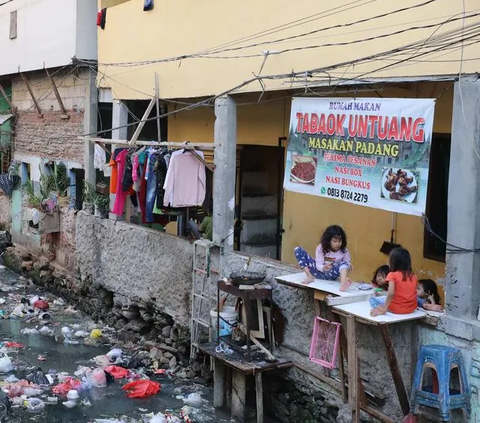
[
  {"x1": 9, "y1": 11, "x2": 17, "y2": 40},
  {"x1": 424, "y1": 133, "x2": 451, "y2": 262}
]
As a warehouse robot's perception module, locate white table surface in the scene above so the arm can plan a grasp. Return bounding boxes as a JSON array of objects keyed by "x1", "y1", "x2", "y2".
[
  {"x1": 275, "y1": 272, "x2": 372, "y2": 298},
  {"x1": 333, "y1": 300, "x2": 427, "y2": 324}
]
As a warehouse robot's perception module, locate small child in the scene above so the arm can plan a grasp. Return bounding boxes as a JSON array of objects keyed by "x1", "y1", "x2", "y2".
[
  {"x1": 417, "y1": 279, "x2": 443, "y2": 312},
  {"x1": 294, "y1": 225, "x2": 352, "y2": 291},
  {"x1": 372, "y1": 265, "x2": 390, "y2": 291},
  {"x1": 370, "y1": 247, "x2": 417, "y2": 316}
]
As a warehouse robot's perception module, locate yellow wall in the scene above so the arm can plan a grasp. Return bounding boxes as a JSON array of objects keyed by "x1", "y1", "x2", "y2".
[
  {"x1": 97, "y1": 0, "x2": 479, "y2": 99},
  {"x1": 168, "y1": 83, "x2": 451, "y2": 281}
]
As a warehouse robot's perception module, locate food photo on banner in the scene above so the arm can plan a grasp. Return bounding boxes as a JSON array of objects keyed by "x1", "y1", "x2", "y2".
[{"x1": 283, "y1": 97, "x2": 436, "y2": 216}]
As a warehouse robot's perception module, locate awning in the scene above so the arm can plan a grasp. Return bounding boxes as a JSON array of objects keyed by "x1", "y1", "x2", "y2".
[{"x1": 0, "y1": 114, "x2": 13, "y2": 125}]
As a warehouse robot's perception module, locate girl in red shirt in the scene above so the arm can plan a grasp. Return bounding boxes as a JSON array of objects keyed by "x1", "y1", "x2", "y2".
[{"x1": 370, "y1": 248, "x2": 417, "y2": 317}]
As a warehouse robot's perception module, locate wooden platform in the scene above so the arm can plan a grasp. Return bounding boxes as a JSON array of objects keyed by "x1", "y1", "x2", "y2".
[{"x1": 198, "y1": 342, "x2": 292, "y2": 423}]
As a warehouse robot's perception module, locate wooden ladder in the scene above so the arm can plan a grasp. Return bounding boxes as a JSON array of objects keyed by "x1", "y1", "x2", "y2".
[{"x1": 190, "y1": 239, "x2": 218, "y2": 359}]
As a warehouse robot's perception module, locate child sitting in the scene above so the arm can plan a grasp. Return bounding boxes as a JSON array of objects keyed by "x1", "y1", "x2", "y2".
[
  {"x1": 294, "y1": 225, "x2": 352, "y2": 291},
  {"x1": 370, "y1": 247, "x2": 417, "y2": 316},
  {"x1": 417, "y1": 279, "x2": 443, "y2": 312},
  {"x1": 372, "y1": 265, "x2": 390, "y2": 291}
]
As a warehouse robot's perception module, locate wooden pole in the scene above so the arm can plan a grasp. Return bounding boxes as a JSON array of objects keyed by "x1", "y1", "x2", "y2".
[
  {"x1": 155, "y1": 73, "x2": 161, "y2": 142},
  {"x1": 20, "y1": 72, "x2": 42, "y2": 116},
  {"x1": 380, "y1": 324, "x2": 410, "y2": 416},
  {"x1": 45, "y1": 68, "x2": 68, "y2": 118},
  {"x1": 129, "y1": 97, "x2": 156, "y2": 145}
]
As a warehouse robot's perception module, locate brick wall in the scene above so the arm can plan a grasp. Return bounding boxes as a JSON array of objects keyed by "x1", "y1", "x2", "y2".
[
  {"x1": 12, "y1": 67, "x2": 89, "y2": 164},
  {"x1": 14, "y1": 111, "x2": 85, "y2": 163}
]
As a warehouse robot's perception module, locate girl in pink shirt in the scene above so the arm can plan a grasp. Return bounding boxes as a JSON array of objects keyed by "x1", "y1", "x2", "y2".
[{"x1": 294, "y1": 225, "x2": 352, "y2": 291}]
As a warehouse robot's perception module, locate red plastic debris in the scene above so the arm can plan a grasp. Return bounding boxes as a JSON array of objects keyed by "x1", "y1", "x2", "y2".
[
  {"x1": 33, "y1": 300, "x2": 49, "y2": 310},
  {"x1": 4, "y1": 342, "x2": 24, "y2": 348},
  {"x1": 52, "y1": 377, "x2": 81, "y2": 396},
  {"x1": 104, "y1": 365, "x2": 129, "y2": 379},
  {"x1": 154, "y1": 369, "x2": 166, "y2": 375},
  {"x1": 122, "y1": 380, "x2": 161, "y2": 398}
]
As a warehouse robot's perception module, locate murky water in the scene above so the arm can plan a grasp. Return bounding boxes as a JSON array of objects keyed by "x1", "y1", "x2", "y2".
[{"x1": 0, "y1": 268, "x2": 234, "y2": 423}]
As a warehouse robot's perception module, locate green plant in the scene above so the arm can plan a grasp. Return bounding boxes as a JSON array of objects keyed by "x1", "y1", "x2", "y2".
[
  {"x1": 50, "y1": 162, "x2": 69, "y2": 197},
  {"x1": 83, "y1": 181, "x2": 96, "y2": 204},
  {"x1": 23, "y1": 180, "x2": 43, "y2": 209},
  {"x1": 94, "y1": 193, "x2": 109, "y2": 211}
]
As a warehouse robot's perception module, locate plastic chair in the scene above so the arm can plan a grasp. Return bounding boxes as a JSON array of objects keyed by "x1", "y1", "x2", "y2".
[{"x1": 410, "y1": 345, "x2": 470, "y2": 421}]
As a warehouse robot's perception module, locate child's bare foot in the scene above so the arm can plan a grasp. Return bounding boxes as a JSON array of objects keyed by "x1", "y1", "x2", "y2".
[{"x1": 339, "y1": 278, "x2": 351, "y2": 292}]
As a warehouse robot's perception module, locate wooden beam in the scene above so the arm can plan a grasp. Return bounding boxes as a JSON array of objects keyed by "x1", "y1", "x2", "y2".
[
  {"x1": 191, "y1": 149, "x2": 215, "y2": 173},
  {"x1": 346, "y1": 315, "x2": 359, "y2": 422},
  {"x1": 79, "y1": 136, "x2": 216, "y2": 150},
  {"x1": 155, "y1": 73, "x2": 161, "y2": 141},
  {"x1": 380, "y1": 324, "x2": 410, "y2": 416},
  {"x1": 0, "y1": 84, "x2": 16, "y2": 111},
  {"x1": 331, "y1": 313, "x2": 348, "y2": 402},
  {"x1": 45, "y1": 68, "x2": 68, "y2": 118},
  {"x1": 20, "y1": 72, "x2": 42, "y2": 116},
  {"x1": 128, "y1": 97, "x2": 156, "y2": 145}
]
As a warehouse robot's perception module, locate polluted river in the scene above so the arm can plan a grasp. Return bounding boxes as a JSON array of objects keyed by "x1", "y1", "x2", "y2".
[{"x1": 0, "y1": 266, "x2": 235, "y2": 423}]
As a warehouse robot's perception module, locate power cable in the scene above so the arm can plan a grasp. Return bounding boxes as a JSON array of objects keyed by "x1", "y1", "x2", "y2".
[{"x1": 203, "y1": 0, "x2": 443, "y2": 56}]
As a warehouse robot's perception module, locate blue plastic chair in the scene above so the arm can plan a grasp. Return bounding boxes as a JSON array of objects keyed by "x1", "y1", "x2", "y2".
[{"x1": 410, "y1": 345, "x2": 470, "y2": 421}]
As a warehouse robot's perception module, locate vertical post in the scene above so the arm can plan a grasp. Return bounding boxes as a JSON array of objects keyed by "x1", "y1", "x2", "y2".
[
  {"x1": 446, "y1": 78, "x2": 480, "y2": 327},
  {"x1": 255, "y1": 372, "x2": 264, "y2": 423},
  {"x1": 213, "y1": 359, "x2": 226, "y2": 407},
  {"x1": 155, "y1": 73, "x2": 161, "y2": 142},
  {"x1": 213, "y1": 95, "x2": 237, "y2": 249},
  {"x1": 112, "y1": 99, "x2": 128, "y2": 140},
  {"x1": 346, "y1": 315, "x2": 359, "y2": 422},
  {"x1": 231, "y1": 371, "x2": 247, "y2": 422},
  {"x1": 83, "y1": 68, "x2": 97, "y2": 186}
]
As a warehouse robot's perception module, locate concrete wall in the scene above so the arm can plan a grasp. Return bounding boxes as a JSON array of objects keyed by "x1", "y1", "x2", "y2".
[
  {"x1": 75, "y1": 212, "x2": 194, "y2": 326},
  {"x1": 97, "y1": 0, "x2": 480, "y2": 99},
  {"x1": 0, "y1": 0, "x2": 97, "y2": 76}
]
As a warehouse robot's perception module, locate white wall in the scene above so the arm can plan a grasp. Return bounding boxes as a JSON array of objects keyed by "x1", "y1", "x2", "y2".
[{"x1": 0, "y1": 0, "x2": 97, "y2": 76}]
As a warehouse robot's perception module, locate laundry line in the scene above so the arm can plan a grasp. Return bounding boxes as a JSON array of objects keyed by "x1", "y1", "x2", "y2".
[{"x1": 79, "y1": 136, "x2": 216, "y2": 172}]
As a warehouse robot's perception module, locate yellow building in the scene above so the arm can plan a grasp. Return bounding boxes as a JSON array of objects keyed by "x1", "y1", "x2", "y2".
[{"x1": 95, "y1": 0, "x2": 479, "y2": 283}]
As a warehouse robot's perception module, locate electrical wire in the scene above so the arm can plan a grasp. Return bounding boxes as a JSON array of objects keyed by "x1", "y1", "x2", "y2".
[
  {"x1": 202, "y1": 0, "x2": 443, "y2": 56},
  {"x1": 17, "y1": 21, "x2": 480, "y2": 142},
  {"x1": 422, "y1": 214, "x2": 480, "y2": 254}
]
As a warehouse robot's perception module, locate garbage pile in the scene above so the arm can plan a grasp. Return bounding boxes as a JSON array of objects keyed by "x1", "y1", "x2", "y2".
[{"x1": 0, "y1": 268, "x2": 227, "y2": 422}]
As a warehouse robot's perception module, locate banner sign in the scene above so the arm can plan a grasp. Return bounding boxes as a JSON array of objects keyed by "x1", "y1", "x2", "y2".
[{"x1": 283, "y1": 97, "x2": 435, "y2": 216}]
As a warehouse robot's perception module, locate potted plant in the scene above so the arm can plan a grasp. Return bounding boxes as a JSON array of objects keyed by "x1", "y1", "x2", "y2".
[
  {"x1": 94, "y1": 193, "x2": 110, "y2": 218},
  {"x1": 50, "y1": 162, "x2": 70, "y2": 207},
  {"x1": 82, "y1": 181, "x2": 96, "y2": 215}
]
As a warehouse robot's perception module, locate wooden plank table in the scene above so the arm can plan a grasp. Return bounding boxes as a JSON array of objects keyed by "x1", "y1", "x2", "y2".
[
  {"x1": 198, "y1": 342, "x2": 292, "y2": 423},
  {"x1": 332, "y1": 301, "x2": 427, "y2": 422}
]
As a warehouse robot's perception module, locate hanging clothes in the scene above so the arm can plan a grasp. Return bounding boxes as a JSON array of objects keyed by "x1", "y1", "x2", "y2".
[
  {"x1": 155, "y1": 149, "x2": 169, "y2": 209},
  {"x1": 112, "y1": 150, "x2": 129, "y2": 216},
  {"x1": 145, "y1": 152, "x2": 159, "y2": 222},
  {"x1": 122, "y1": 151, "x2": 134, "y2": 192},
  {"x1": 109, "y1": 148, "x2": 125, "y2": 194},
  {"x1": 97, "y1": 8, "x2": 107, "y2": 30},
  {"x1": 163, "y1": 150, "x2": 206, "y2": 207},
  {"x1": 143, "y1": 0, "x2": 154, "y2": 11},
  {"x1": 94, "y1": 144, "x2": 106, "y2": 170}
]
